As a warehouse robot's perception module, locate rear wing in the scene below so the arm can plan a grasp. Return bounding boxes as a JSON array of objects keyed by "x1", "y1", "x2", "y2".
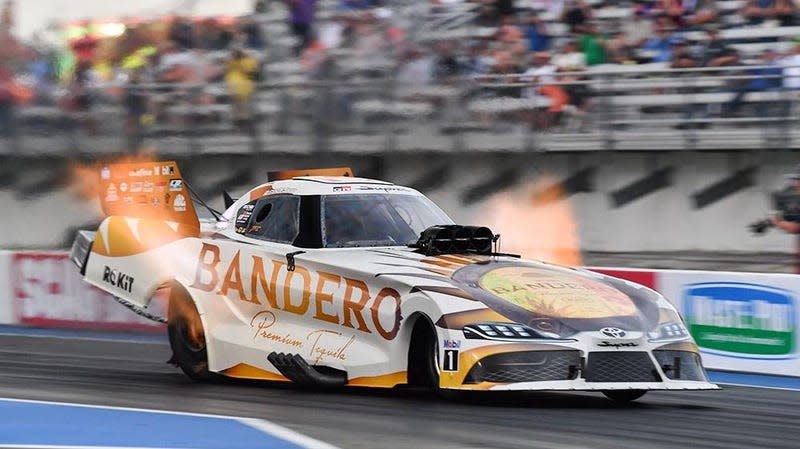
[{"x1": 98, "y1": 161, "x2": 199, "y2": 228}]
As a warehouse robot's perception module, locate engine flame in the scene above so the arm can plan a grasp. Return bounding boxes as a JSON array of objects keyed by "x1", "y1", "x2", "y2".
[{"x1": 482, "y1": 176, "x2": 583, "y2": 266}]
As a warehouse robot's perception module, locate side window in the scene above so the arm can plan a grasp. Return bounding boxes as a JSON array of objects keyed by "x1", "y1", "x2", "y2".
[{"x1": 242, "y1": 195, "x2": 300, "y2": 244}]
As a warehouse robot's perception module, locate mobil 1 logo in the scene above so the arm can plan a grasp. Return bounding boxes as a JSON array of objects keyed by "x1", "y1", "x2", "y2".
[{"x1": 442, "y1": 339, "x2": 460, "y2": 372}]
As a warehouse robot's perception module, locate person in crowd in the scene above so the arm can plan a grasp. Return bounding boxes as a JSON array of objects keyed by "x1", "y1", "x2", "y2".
[
  {"x1": 605, "y1": 30, "x2": 635, "y2": 65},
  {"x1": 701, "y1": 26, "x2": 739, "y2": 67},
  {"x1": 225, "y1": 48, "x2": 259, "y2": 129},
  {"x1": 525, "y1": 14, "x2": 550, "y2": 53},
  {"x1": 562, "y1": 0, "x2": 592, "y2": 33},
  {"x1": 781, "y1": 42, "x2": 800, "y2": 90},
  {"x1": 623, "y1": 6, "x2": 653, "y2": 51},
  {"x1": 494, "y1": 15, "x2": 526, "y2": 56},
  {"x1": 396, "y1": 47, "x2": 433, "y2": 87},
  {"x1": 722, "y1": 48, "x2": 783, "y2": 116},
  {"x1": 0, "y1": 66, "x2": 14, "y2": 137},
  {"x1": 741, "y1": 0, "x2": 777, "y2": 25},
  {"x1": 239, "y1": 17, "x2": 266, "y2": 50},
  {"x1": 771, "y1": 169, "x2": 800, "y2": 235},
  {"x1": 495, "y1": 0, "x2": 516, "y2": 19},
  {"x1": 670, "y1": 38, "x2": 697, "y2": 69},
  {"x1": 432, "y1": 41, "x2": 461, "y2": 82},
  {"x1": 578, "y1": 22, "x2": 606, "y2": 66},
  {"x1": 168, "y1": 17, "x2": 197, "y2": 50},
  {"x1": 552, "y1": 38, "x2": 586, "y2": 71},
  {"x1": 123, "y1": 68, "x2": 150, "y2": 151},
  {"x1": 641, "y1": 20, "x2": 679, "y2": 63},
  {"x1": 487, "y1": 50, "x2": 523, "y2": 97},
  {"x1": 521, "y1": 51, "x2": 569, "y2": 129},
  {"x1": 774, "y1": 0, "x2": 797, "y2": 26},
  {"x1": 66, "y1": 59, "x2": 96, "y2": 133},
  {"x1": 286, "y1": 0, "x2": 318, "y2": 56},
  {"x1": 686, "y1": 0, "x2": 720, "y2": 27},
  {"x1": 70, "y1": 29, "x2": 99, "y2": 65},
  {"x1": 460, "y1": 43, "x2": 491, "y2": 76}
]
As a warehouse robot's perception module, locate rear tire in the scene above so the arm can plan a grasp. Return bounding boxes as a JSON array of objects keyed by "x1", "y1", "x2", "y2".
[
  {"x1": 167, "y1": 285, "x2": 216, "y2": 381},
  {"x1": 602, "y1": 390, "x2": 647, "y2": 402}
]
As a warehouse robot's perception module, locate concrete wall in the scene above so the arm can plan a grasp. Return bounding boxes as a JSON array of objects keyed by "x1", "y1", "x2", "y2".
[{"x1": 1, "y1": 150, "x2": 798, "y2": 253}]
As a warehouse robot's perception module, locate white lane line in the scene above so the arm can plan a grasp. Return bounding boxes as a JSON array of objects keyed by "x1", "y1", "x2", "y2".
[
  {"x1": 0, "y1": 330, "x2": 166, "y2": 345},
  {"x1": 0, "y1": 398, "x2": 341, "y2": 449},
  {"x1": 241, "y1": 419, "x2": 341, "y2": 449}
]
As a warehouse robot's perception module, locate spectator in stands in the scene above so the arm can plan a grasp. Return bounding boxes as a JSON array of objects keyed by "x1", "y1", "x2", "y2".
[
  {"x1": 226, "y1": 48, "x2": 259, "y2": 129},
  {"x1": 495, "y1": 0, "x2": 516, "y2": 19},
  {"x1": 641, "y1": 20, "x2": 679, "y2": 63},
  {"x1": 578, "y1": 22, "x2": 606, "y2": 66},
  {"x1": 526, "y1": 14, "x2": 551, "y2": 53},
  {"x1": 487, "y1": 50, "x2": 523, "y2": 97},
  {"x1": 623, "y1": 7, "x2": 653, "y2": 51},
  {"x1": 240, "y1": 17, "x2": 266, "y2": 50},
  {"x1": 432, "y1": 42, "x2": 461, "y2": 82},
  {"x1": 606, "y1": 31, "x2": 636, "y2": 65},
  {"x1": 686, "y1": 0, "x2": 720, "y2": 27},
  {"x1": 286, "y1": 0, "x2": 318, "y2": 56},
  {"x1": 741, "y1": 0, "x2": 779, "y2": 26},
  {"x1": 781, "y1": 42, "x2": 800, "y2": 90},
  {"x1": 702, "y1": 26, "x2": 739, "y2": 67},
  {"x1": 460, "y1": 43, "x2": 491, "y2": 76},
  {"x1": 521, "y1": 51, "x2": 569, "y2": 129},
  {"x1": 494, "y1": 16, "x2": 526, "y2": 56},
  {"x1": 0, "y1": 66, "x2": 14, "y2": 137},
  {"x1": 561, "y1": 0, "x2": 592, "y2": 33},
  {"x1": 169, "y1": 17, "x2": 197, "y2": 49},
  {"x1": 157, "y1": 42, "x2": 195, "y2": 83},
  {"x1": 70, "y1": 29, "x2": 99, "y2": 65},
  {"x1": 774, "y1": 0, "x2": 797, "y2": 26},
  {"x1": 552, "y1": 38, "x2": 586, "y2": 71},
  {"x1": 396, "y1": 47, "x2": 432, "y2": 87},
  {"x1": 722, "y1": 49, "x2": 783, "y2": 116},
  {"x1": 66, "y1": 60, "x2": 96, "y2": 133},
  {"x1": 670, "y1": 38, "x2": 697, "y2": 68},
  {"x1": 660, "y1": 0, "x2": 718, "y2": 29},
  {"x1": 123, "y1": 68, "x2": 149, "y2": 150}
]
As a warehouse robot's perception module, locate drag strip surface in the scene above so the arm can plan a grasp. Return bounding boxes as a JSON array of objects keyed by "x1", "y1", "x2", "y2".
[{"x1": 0, "y1": 333, "x2": 797, "y2": 449}]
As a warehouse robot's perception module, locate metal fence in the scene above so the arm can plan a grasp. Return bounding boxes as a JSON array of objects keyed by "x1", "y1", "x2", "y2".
[{"x1": 2, "y1": 64, "x2": 799, "y2": 155}]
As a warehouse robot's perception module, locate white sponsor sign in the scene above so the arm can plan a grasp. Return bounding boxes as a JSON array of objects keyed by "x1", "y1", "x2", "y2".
[{"x1": 657, "y1": 270, "x2": 800, "y2": 377}]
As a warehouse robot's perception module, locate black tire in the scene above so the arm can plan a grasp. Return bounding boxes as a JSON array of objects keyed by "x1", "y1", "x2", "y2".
[
  {"x1": 602, "y1": 390, "x2": 647, "y2": 403},
  {"x1": 407, "y1": 317, "x2": 440, "y2": 390},
  {"x1": 166, "y1": 285, "x2": 216, "y2": 382}
]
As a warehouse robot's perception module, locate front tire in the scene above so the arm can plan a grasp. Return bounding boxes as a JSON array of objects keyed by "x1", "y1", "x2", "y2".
[
  {"x1": 407, "y1": 317, "x2": 440, "y2": 390},
  {"x1": 602, "y1": 390, "x2": 647, "y2": 402}
]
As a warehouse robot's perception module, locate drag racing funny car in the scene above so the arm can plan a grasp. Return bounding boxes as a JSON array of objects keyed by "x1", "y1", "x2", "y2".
[{"x1": 70, "y1": 162, "x2": 718, "y2": 401}]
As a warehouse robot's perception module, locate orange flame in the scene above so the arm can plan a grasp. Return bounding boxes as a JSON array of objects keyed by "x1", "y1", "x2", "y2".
[{"x1": 481, "y1": 176, "x2": 583, "y2": 266}]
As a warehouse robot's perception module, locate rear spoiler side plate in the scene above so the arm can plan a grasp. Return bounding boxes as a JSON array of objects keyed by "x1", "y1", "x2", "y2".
[{"x1": 70, "y1": 230, "x2": 96, "y2": 275}]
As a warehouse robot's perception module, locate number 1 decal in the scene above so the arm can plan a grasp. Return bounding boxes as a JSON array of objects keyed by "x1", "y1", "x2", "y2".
[{"x1": 443, "y1": 349, "x2": 459, "y2": 372}]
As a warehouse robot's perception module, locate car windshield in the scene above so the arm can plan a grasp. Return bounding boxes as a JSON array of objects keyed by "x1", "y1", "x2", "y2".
[{"x1": 321, "y1": 193, "x2": 454, "y2": 248}]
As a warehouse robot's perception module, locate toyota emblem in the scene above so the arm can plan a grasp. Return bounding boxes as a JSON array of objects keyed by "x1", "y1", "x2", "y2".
[{"x1": 600, "y1": 327, "x2": 627, "y2": 338}]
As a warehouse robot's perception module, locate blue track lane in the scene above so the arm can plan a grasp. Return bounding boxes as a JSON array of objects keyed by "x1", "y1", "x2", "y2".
[
  {"x1": 0, "y1": 399, "x2": 311, "y2": 449},
  {"x1": 707, "y1": 370, "x2": 800, "y2": 390}
]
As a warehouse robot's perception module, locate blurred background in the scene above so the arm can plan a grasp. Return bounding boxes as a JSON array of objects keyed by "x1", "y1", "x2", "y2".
[{"x1": 2, "y1": 0, "x2": 800, "y2": 272}]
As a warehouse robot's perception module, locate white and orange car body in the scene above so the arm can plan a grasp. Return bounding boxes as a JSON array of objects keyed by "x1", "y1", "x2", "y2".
[{"x1": 73, "y1": 162, "x2": 718, "y2": 393}]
